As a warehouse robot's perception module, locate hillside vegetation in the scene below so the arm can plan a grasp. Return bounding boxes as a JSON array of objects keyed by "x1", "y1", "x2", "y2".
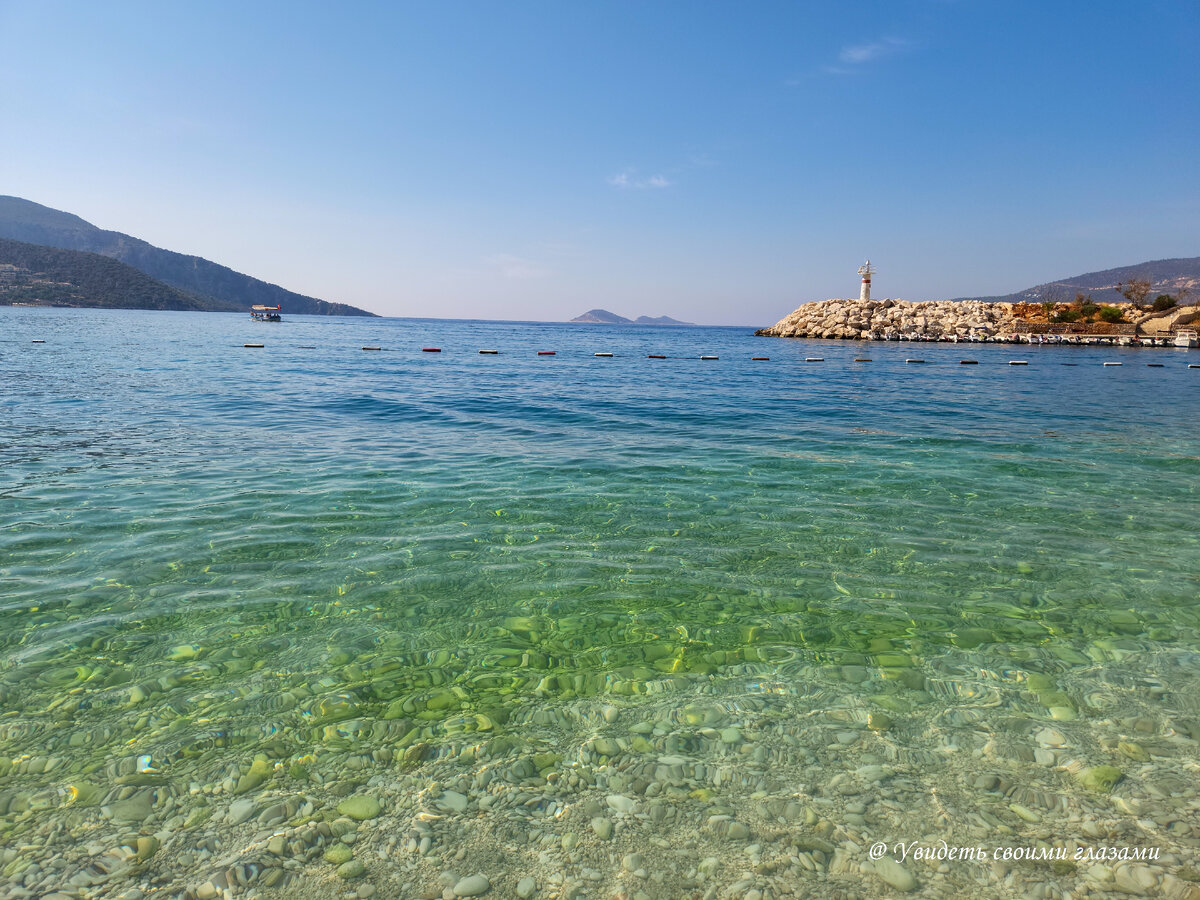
[
  {"x1": 0, "y1": 196, "x2": 376, "y2": 316},
  {"x1": 0, "y1": 238, "x2": 224, "y2": 311}
]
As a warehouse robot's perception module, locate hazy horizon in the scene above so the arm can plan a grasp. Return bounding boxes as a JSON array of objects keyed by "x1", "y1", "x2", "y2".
[{"x1": 2, "y1": 2, "x2": 1196, "y2": 324}]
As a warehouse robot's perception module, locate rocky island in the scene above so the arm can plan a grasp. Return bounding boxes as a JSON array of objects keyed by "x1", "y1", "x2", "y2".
[{"x1": 571, "y1": 308, "x2": 693, "y2": 325}]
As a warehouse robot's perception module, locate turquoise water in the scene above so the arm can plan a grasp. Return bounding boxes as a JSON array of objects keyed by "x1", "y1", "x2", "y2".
[{"x1": 2, "y1": 307, "x2": 1199, "y2": 898}]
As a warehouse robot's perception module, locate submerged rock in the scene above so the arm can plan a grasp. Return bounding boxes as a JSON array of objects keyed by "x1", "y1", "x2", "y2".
[
  {"x1": 337, "y1": 795, "x2": 381, "y2": 820},
  {"x1": 452, "y1": 873, "x2": 491, "y2": 896},
  {"x1": 1076, "y1": 766, "x2": 1124, "y2": 793}
]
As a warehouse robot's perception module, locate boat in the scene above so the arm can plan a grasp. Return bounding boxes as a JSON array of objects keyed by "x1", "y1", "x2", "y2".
[
  {"x1": 250, "y1": 304, "x2": 282, "y2": 322},
  {"x1": 1174, "y1": 330, "x2": 1197, "y2": 348}
]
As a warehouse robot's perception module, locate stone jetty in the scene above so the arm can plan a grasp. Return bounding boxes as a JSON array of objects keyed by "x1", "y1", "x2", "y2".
[{"x1": 756, "y1": 298, "x2": 1019, "y2": 341}]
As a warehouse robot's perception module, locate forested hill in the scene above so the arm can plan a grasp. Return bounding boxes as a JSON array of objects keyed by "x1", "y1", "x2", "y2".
[
  {"x1": 0, "y1": 196, "x2": 377, "y2": 316},
  {"x1": 0, "y1": 238, "x2": 226, "y2": 311}
]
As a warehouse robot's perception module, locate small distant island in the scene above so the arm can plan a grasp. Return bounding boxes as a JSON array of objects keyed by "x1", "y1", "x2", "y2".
[{"x1": 570, "y1": 308, "x2": 693, "y2": 325}]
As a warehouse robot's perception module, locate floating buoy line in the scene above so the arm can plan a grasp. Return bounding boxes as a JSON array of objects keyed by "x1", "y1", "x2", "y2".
[{"x1": 206, "y1": 343, "x2": 1196, "y2": 368}]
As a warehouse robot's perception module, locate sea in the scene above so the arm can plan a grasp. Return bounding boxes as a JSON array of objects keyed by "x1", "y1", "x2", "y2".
[{"x1": 2, "y1": 307, "x2": 1199, "y2": 899}]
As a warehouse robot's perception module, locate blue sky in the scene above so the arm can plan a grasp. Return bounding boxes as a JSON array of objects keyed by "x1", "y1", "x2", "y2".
[{"x1": 1, "y1": 1, "x2": 1196, "y2": 323}]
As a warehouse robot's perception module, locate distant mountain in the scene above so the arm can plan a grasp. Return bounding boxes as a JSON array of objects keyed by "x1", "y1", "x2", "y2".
[
  {"x1": 0, "y1": 196, "x2": 376, "y2": 316},
  {"x1": 571, "y1": 308, "x2": 632, "y2": 323},
  {"x1": 571, "y1": 308, "x2": 693, "y2": 325},
  {"x1": 0, "y1": 238, "x2": 221, "y2": 311},
  {"x1": 955, "y1": 257, "x2": 1200, "y2": 306}
]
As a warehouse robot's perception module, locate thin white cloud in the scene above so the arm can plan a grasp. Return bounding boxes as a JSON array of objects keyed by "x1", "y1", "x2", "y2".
[
  {"x1": 607, "y1": 169, "x2": 673, "y2": 190},
  {"x1": 485, "y1": 254, "x2": 549, "y2": 279},
  {"x1": 828, "y1": 36, "x2": 911, "y2": 72}
]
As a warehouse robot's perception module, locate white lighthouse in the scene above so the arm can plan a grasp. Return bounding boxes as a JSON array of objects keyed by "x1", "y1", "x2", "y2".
[{"x1": 858, "y1": 260, "x2": 876, "y2": 302}]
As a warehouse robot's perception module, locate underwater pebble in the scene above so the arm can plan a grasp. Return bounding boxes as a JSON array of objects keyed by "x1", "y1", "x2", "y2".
[
  {"x1": 439, "y1": 791, "x2": 469, "y2": 813},
  {"x1": 1077, "y1": 766, "x2": 1123, "y2": 793},
  {"x1": 452, "y1": 873, "x2": 491, "y2": 896},
  {"x1": 325, "y1": 844, "x2": 353, "y2": 865},
  {"x1": 873, "y1": 858, "x2": 917, "y2": 892},
  {"x1": 227, "y1": 799, "x2": 256, "y2": 825},
  {"x1": 606, "y1": 794, "x2": 636, "y2": 814},
  {"x1": 337, "y1": 859, "x2": 366, "y2": 879},
  {"x1": 337, "y1": 795, "x2": 381, "y2": 820}
]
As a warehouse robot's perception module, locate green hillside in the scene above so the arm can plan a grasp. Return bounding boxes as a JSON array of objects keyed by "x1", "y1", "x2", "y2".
[
  {"x1": 0, "y1": 238, "x2": 225, "y2": 311},
  {"x1": 0, "y1": 196, "x2": 377, "y2": 316}
]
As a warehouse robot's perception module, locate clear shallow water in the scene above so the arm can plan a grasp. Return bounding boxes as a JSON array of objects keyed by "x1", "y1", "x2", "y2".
[{"x1": 2, "y1": 307, "x2": 1199, "y2": 898}]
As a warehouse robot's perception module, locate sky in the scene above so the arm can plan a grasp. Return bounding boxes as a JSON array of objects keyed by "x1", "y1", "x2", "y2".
[{"x1": 1, "y1": 1, "x2": 1196, "y2": 324}]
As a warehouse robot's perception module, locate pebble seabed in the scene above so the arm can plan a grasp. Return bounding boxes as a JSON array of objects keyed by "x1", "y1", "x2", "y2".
[{"x1": 3, "y1": 639, "x2": 1200, "y2": 900}]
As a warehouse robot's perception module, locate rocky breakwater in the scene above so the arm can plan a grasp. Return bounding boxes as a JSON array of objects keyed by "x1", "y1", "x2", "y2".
[{"x1": 755, "y1": 298, "x2": 1019, "y2": 341}]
